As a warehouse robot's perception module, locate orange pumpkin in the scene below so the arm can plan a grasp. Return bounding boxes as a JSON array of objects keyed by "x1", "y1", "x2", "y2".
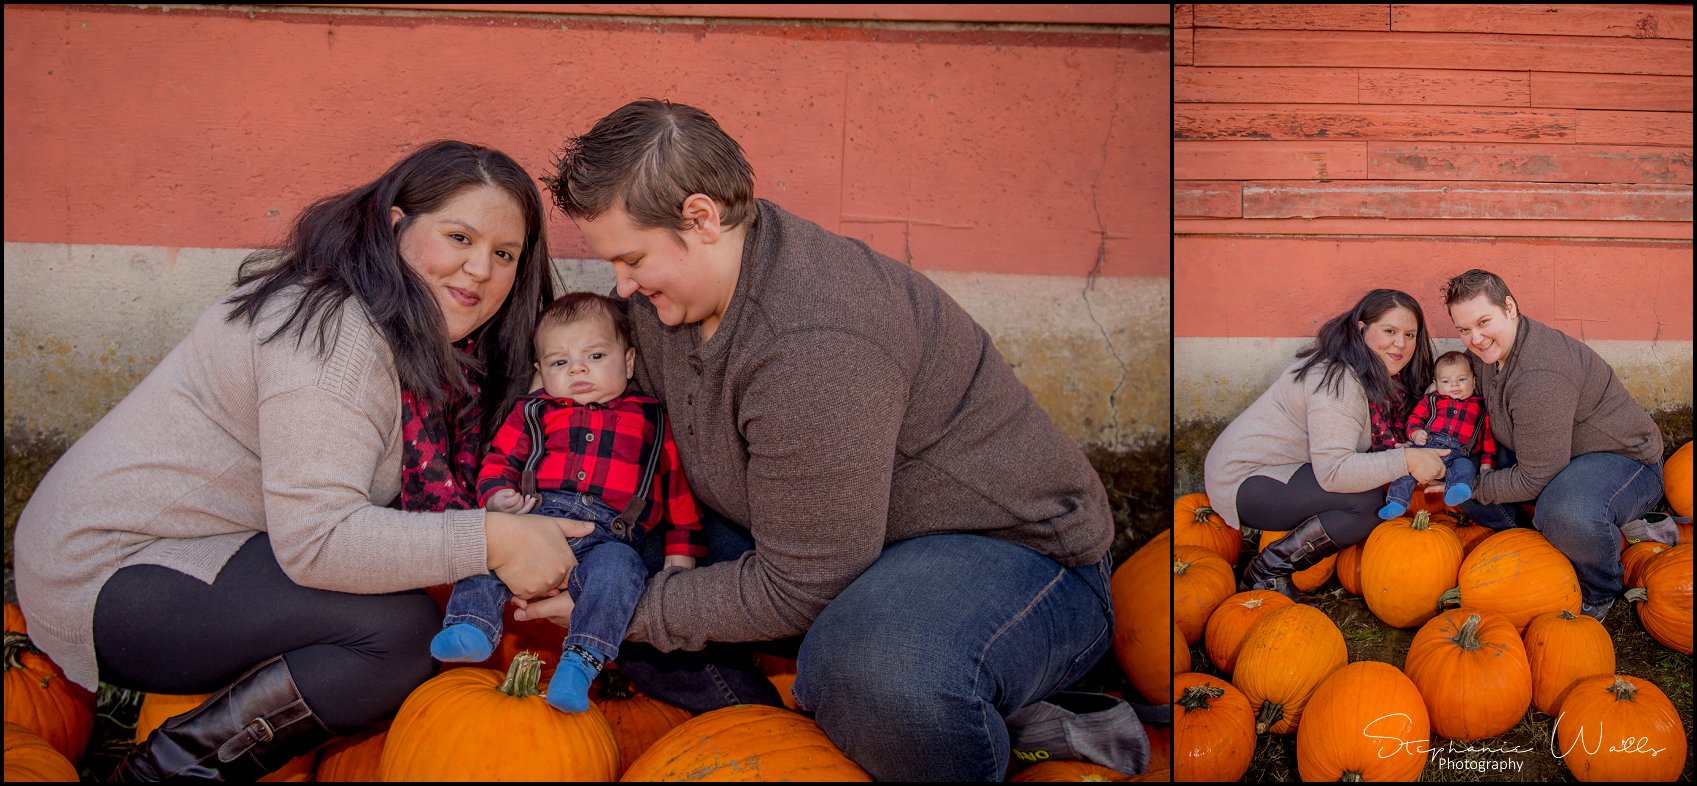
[
  {"x1": 3, "y1": 606, "x2": 95, "y2": 764},
  {"x1": 1624, "y1": 543, "x2": 1693, "y2": 654},
  {"x1": 3, "y1": 721, "x2": 80, "y2": 782},
  {"x1": 1453, "y1": 523, "x2": 1494, "y2": 558},
  {"x1": 1173, "y1": 493, "x2": 1241, "y2": 567},
  {"x1": 590, "y1": 667, "x2": 696, "y2": 776},
  {"x1": 1232, "y1": 604, "x2": 1347, "y2": 735},
  {"x1": 379, "y1": 652, "x2": 618, "y2": 781},
  {"x1": 1555, "y1": 675, "x2": 1686, "y2": 782},
  {"x1": 313, "y1": 723, "x2": 387, "y2": 782},
  {"x1": 1360, "y1": 510, "x2": 1463, "y2": 628},
  {"x1": 1112, "y1": 530, "x2": 1174, "y2": 703},
  {"x1": 1296, "y1": 662, "x2": 1429, "y2": 782},
  {"x1": 1335, "y1": 544, "x2": 1363, "y2": 595},
  {"x1": 1523, "y1": 609, "x2": 1615, "y2": 717},
  {"x1": 1144, "y1": 722, "x2": 1170, "y2": 773},
  {"x1": 1202, "y1": 590, "x2": 1292, "y2": 675},
  {"x1": 1664, "y1": 441, "x2": 1692, "y2": 518},
  {"x1": 1440, "y1": 528, "x2": 1581, "y2": 633},
  {"x1": 1621, "y1": 541, "x2": 1674, "y2": 589},
  {"x1": 1172, "y1": 673, "x2": 1253, "y2": 782},
  {"x1": 1009, "y1": 760, "x2": 1132, "y2": 781},
  {"x1": 621, "y1": 704, "x2": 871, "y2": 781},
  {"x1": 1172, "y1": 619, "x2": 1191, "y2": 682},
  {"x1": 1257, "y1": 528, "x2": 1336, "y2": 591},
  {"x1": 1404, "y1": 609, "x2": 1532, "y2": 742},
  {"x1": 1172, "y1": 545, "x2": 1235, "y2": 646}
]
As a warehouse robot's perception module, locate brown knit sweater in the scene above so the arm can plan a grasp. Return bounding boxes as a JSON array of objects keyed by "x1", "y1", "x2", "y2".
[
  {"x1": 1473, "y1": 314, "x2": 1663, "y2": 504},
  {"x1": 623, "y1": 199, "x2": 1113, "y2": 652}
]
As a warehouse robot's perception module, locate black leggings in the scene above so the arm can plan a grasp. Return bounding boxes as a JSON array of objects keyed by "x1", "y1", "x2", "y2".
[
  {"x1": 1236, "y1": 464, "x2": 1384, "y2": 547},
  {"x1": 93, "y1": 534, "x2": 440, "y2": 734}
]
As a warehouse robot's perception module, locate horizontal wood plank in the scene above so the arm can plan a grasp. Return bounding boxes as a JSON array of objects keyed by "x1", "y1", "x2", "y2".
[
  {"x1": 1176, "y1": 104, "x2": 1575, "y2": 143},
  {"x1": 1390, "y1": 4, "x2": 1694, "y2": 40},
  {"x1": 1176, "y1": 26, "x2": 1194, "y2": 65},
  {"x1": 1532, "y1": 72, "x2": 1695, "y2": 112},
  {"x1": 1176, "y1": 141, "x2": 1370, "y2": 180},
  {"x1": 1240, "y1": 181, "x2": 1693, "y2": 221},
  {"x1": 1175, "y1": 66, "x2": 1358, "y2": 104},
  {"x1": 1358, "y1": 69, "x2": 1529, "y2": 107},
  {"x1": 1175, "y1": 3, "x2": 1194, "y2": 29},
  {"x1": 1175, "y1": 181, "x2": 1244, "y2": 218},
  {"x1": 1196, "y1": 28, "x2": 1693, "y2": 76},
  {"x1": 1174, "y1": 217, "x2": 1694, "y2": 240},
  {"x1": 1193, "y1": 4, "x2": 1390, "y2": 31},
  {"x1": 1575, "y1": 109, "x2": 1694, "y2": 147},
  {"x1": 1367, "y1": 142, "x2": 1694, "y2": 184}
]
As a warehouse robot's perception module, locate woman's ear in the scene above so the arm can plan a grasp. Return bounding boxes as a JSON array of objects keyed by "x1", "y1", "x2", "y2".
[
  {"x1": 681, "y1": 194, "x2": 723, "y2": 243},
  {"x1": 391, "y1": 206, "x2": 404, "y2": 229},
  {"x1": 1503, "y1": 295, "x2": 1518, "y2": 321}
]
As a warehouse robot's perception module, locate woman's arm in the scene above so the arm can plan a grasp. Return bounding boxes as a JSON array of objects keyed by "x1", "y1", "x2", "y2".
[
  {"x1": 1475, "y1": 369, "x2": 1577, "y2": 503},
  {"x1": 1305, "y1": 378, "x2": 1418, "y2": 493}
]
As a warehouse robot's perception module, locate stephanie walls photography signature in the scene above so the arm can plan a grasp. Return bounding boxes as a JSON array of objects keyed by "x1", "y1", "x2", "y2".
[{"x1": 1361, "y1": 713, "x2": 1670, "y2": 760}]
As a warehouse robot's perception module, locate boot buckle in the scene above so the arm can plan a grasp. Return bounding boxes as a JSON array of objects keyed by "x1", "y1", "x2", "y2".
[{"x1": 246, "y1": 718, "x2": 275, "y2": 744}]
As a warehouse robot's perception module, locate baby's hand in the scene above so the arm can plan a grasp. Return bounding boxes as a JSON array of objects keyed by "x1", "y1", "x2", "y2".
[
  {"x1": 487, "y1": 488, "x2": 538, "y2": 514},
  {"x1": 1410, "y1": 429, "x2": 1429, "y2": 446},
  {"x1": 663, "y1": 555, "x2": 696, "y2": 571}
]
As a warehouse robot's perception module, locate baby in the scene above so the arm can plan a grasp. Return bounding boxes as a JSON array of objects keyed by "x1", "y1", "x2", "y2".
[
  {"x1": 1379, "y1": 351, "x2": 1495, "y2": 520},
  {"x1": 431, "y1": 292, "x2": 703, "y2": 713}
]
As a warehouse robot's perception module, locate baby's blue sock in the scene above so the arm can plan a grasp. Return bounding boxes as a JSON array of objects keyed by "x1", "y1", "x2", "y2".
[
  {"x1": 1378, "y1": 500, "x2": 1408, "y2": 520},
  {"x1": 546, "y1": 645, "x2": 608, "y2": 713},
  {"x1": 430, "y1": 623, "x2": 495, "y2": 663},
  {"x1": 1444, "y1": 483, "x2": 1473, "y2": 507}
]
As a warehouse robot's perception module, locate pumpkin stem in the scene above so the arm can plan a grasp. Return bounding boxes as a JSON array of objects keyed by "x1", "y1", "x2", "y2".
[
  {"x1": 498, "y1": 652, "x2": 545, "y2": 698},
  {"x1": 1173, "y1": 558, "x2": 1191, "y2": 576},
  {"x1": 1341, "y1": 773, "x2": 1365, "y2": 782},
  {"x1": 1624, "y1": 588, "x2": 1649, "y2": 604},
  {"x1": 1437, "y1": 587, "x2": 1461, "y2": 609},
  {"x1": 1243, "y1": 598, "x2": 1263, "y2": 610},
  {"x1": 3, "y1": 630, "x2": 39, "y2": 671},
  {"x1": 595, "y1": 665, "x2": 637, "y2": 700},
  {"x1": 1557, "y1": 609, "x2": 1578, "y2": 621},
  {"x1": 1450, "y1": 614, "x2": 1484, "y2": 651},
  {"x1": 1606, "y1": 677, "x2": 1637, "y2": 702},
  {"x1": 1255, "y1": 701, "x2": 1283, "y2": 734},
  {"x1": 1177, "y1": 684, "x2": 1225, "y2": 712},
  {"x1": 1192, "y1": 505, "x2": 1217, "y2": 524},
  {"x1": 1411, "y1": 510, "x2": 1431, "y2": 530}
]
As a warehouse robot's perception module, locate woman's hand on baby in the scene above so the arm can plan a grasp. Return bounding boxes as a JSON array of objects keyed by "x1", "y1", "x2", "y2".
[
  {"x1": 1406, "y1": 447, "x2": 1450, "y2": 485},
  {"x1": 486, "y1": 512, "x2": 594, "y2": 598},
  {"x1": 486, "y1": 488, "x2": 538, "y2": 514},
  {"x1": 512, "y1": 592, "x2": 574, "y2": 628}
]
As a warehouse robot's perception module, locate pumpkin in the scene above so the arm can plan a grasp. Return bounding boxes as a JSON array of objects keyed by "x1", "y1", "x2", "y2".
[
  {"x1": 379, "y1": 652, "x2": 618, "y2": 781},
  {"x1": 1621, "y1": 541, "x2": 1674, "y2": 589},
  {"x1": 1173, "y1": 493, "x2": 1241, "y2": 567},
  {"x1": 313, "y1": 723, "x2": 387, "y2": 782},
  {"x1": 1554, "y1": 674, "x2": 1686, "y2": 782},
  {"x1": 1008, "y1": 759, "x2": 1132, "y2": 781},
  {"x1": 1360, "y1": 510, "x2": 1463, "y2": 628},
  {"x1": 1664, "y1": 441, "x2": 1692, "y2": 518},
  {"x1": 3, "y1": 606, "x2": 95, "y2": 764},
  {"x1": 1439, "y1": 528, "x2": 1581, "y2": 633},
  {"x1": 1335, "y1": 544, "x2": 1363, "y2": 595},
  {"x1": 1679, "y1": 521, "x2": 1693, "y2": 545},
  {"x1": 1624, "y1": 544, "x2": 1693, "y2": 654},
  {"x1": 3, "y1": 721, "x2": 80, "y2": 782},
  {"x1": 1523, "y1": 610, "x2": 1615, "y2": 716},
  {"x1": 1403, "y1": 609, "x2": 1532, "y2": 742},
  {"x1": 1295, "y1": 661, "x2": 1429, "y2": 783},
  {"x1": 135, "y1": 692, "x2": 316, "y2": 782},
  {"x1": 1172, "y1": 673, "x2": 1254, "y2": 782},
  {"x1": 1231, "y1": 604, "x2": 1346, "y2": 735},
  {"x1": 1112, "y1": 530, "x2": 1174, "y2": 703},
  {"x1": 1202, "y1": 590, "x2": 1292, "y2": 675},
  {"x1": 1173, "y1": 545, "x2": 1235, "y2": 646},
  {"x1": 767, "y1": 672, "x2": 801, "y2": 711},
  {"x1": 591, "y1": 667, "x2": 696, "y2": 776},
  {"x1": 1256, "y1": 528, "x2": 1336, "y2": 591},
  {"x1": 621, "y1": 704, "x2": 871, "y2": 781},
  {"x1": 1173, "y1": 619, "x2": 1191, "y2": 681},
  {"x1": 1144, "y1": 722, "x2": 1170, "y2": 773},
  {"x1": 1453, "y1": 523, "x2": 1494, "y2": 558}
]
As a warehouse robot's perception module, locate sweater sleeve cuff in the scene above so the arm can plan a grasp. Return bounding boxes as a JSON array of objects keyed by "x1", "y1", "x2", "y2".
[{"x1": 447, "y1": 507, "x2": 488, "y2": 582}]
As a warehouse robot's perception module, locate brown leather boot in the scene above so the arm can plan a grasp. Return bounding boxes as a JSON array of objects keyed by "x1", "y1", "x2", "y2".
[
  {"x1": 111, "y1": 656, "x2": 336, "y2": 782},
  {"x1": 1238, "y1": 516, "x2": 1338, "y2": 604}
]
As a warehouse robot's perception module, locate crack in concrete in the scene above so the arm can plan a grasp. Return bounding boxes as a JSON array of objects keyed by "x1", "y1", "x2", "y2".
[{"x1": 1083, "y1": 51, "x2": 1130, "y2": 448}]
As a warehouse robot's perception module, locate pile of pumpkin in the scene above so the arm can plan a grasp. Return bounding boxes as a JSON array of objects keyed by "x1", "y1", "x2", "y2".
[{"x1": 1139, "y1": 440, "x2": 1694, "y2": 782}]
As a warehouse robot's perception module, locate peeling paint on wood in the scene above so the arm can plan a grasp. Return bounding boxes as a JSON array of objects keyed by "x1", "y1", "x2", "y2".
[
  {"x1": 1368, "y1": 143, "x2": 1693, "y2": 184},
  {"x1": 1240, "y1": 181, "x2": 1694, "y2": 221}
]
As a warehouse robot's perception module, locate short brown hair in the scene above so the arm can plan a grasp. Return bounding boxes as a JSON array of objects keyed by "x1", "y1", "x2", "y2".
[
  {"x1": 1443, "y1": 269, "x2": 1515, "y2": 310},
  {"x1": 543, "y1": 99, "x2": 755, "y2": 239},
  {"x1": 535, "y1": 293, "x2": 630, "y2": 355},
  {"x1": 1434, "y1": 350, "x2": 1471, "y2": 372}
]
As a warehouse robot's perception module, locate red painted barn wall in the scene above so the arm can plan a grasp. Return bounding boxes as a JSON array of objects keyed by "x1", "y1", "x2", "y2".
[{"x1": 1173, "y1": 3, "x2": 1694, "y2": 342}]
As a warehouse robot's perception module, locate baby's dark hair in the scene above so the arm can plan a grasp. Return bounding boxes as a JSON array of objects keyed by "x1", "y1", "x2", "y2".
[
  {"x1": 536, "y1": 292, "x2": 631, "y2": 354},
  {"x1": 1435, "y1": 350, "x2": 1471, "y2": 371}
]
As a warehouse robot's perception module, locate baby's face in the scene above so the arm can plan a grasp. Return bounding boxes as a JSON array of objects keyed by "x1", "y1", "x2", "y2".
[
  {"x1": 534, "y1": 314, "x2": 635, "y2": 405},
  {"x1": 1435, "y1": 363, "x2": 1475, "y2": 400}
]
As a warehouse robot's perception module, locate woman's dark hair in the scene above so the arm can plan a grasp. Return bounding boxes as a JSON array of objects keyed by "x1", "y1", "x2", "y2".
[
  {"x1": 1294, "y1": 289, "x2": 1433, "y2": 417},
  {"x1": 224, "y1": 140, "x2": 556, "y2": 438}
]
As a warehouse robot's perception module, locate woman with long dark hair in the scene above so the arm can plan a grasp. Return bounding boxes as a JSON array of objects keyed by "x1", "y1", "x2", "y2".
[
  {"x1": 1203, "y1": 289, "x2": 1448, "y2": 601},
  {"x1": 15, "y1": 141, "x2": 590, "y2": 780}
]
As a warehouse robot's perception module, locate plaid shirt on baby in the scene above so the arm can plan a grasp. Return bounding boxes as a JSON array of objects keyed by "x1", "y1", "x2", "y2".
[
  {"x1": 1407, "y1": 393, "x2": 1495, "y2": 465},
  {"x1": 478, "y1": 390, "x2": 706, "y2": 558}
]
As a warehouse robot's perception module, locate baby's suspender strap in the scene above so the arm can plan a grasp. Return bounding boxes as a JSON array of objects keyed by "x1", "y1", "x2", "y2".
[
  {"x1": 518, "y1": 398, "x2": 548, "y2": 499},
  {"x1": 610, "y1": 403, "x2": 667, "y2": 539}
]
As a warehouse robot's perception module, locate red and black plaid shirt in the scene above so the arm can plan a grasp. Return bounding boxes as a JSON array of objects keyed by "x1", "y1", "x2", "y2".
[
  {"x1": 1407, "y1": 392, "x2": 1495, "y2": 466},
  {"x1": 478, "y1": 390, "x2": 706, "y2": 558}
]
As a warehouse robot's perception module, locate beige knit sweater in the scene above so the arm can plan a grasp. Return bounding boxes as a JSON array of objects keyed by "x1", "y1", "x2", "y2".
[
  {"x1": 15, "y1": 288, "x2": 489, "y2": 690},
  {"x1": 1203, "y1": 359, "x2": 1409, "y2": 530}
]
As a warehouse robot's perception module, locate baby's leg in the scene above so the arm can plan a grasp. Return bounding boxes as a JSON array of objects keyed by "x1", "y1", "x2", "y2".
[
  {"x1": 1443, "y1": 452, "x2": 1478, "y2": 507},
  {"x1": 547, "y1": 538, "x2": 646, "y2": 713},
  {"x1": 1379, "y1": 474, "x2": 1418, "y2": 519},
  {"x1": 431, "y1": 572, "x2": 510, "y2": 662}
]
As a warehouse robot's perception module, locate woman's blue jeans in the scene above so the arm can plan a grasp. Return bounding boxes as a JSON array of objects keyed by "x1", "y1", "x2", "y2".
[
  {"x1": 619, "y1": 512, "x2": 1115, "y2": 781},
  {"x1": 1459, "y1": 450, "x2": 1663, "y2": 605}
]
